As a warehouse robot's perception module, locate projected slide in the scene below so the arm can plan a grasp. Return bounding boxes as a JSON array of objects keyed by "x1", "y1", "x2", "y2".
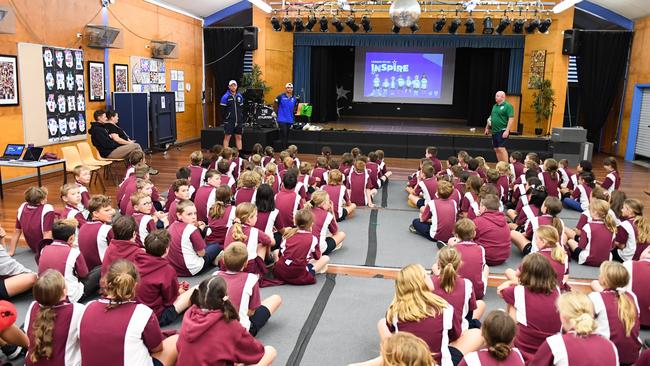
[{"x1": 353, "y1": 48, "x2": 456, "y2": 105}]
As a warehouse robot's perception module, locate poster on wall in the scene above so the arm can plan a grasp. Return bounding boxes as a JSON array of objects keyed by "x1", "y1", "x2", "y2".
[
  {"x1": 170, "y1": 69, "x2": 185, "y2": 113},
  {"x1": 130, "y1": 56, "x2": 166, "y2": 93},
  {"x1": 114, "y1": 64, "x2": 128, "y2": 92},
  {"x1": 88, "y1": 61, "x2": 105, "y2": 101},
  {"x1": 527, "y1": 50, "x2": 547, "y2": 89},
  {"x1": 43, "y1": 46, "x2": 86, "y2": 142},
  {"x1": 0, "y1": 55, "x2": 19, "y2": 106}
]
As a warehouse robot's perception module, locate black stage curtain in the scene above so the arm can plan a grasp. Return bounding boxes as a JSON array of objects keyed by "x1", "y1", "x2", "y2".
[
  {"x1": 310, "y1": 47, "x2": 342, "y2": 122},
  {"x1": 204, "y1": 27, "x2": 245, "y2": 105},
  {"x1": 576, "y1": 31, "x2": 632, "y2": 147},
  {"x1": 465, "y1": 48, "x2": 510, "y2": 127}
]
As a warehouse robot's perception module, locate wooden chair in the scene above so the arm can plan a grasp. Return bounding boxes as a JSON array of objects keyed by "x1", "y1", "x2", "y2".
[
  {"x1": 60, "y1": 146, "x2": 105, "y2": 192},
  {"x1": 77, "y1": 142, "x2": 119, "y2": 185}
]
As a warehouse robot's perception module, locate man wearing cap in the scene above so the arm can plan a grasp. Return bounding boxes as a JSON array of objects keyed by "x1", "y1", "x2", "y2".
[
  {"x1": 274, "y1": 83, "x2": 300, "y2": 149},
  {"x1": 220, "y1": 80, "x2": 245, "y2": 150}
]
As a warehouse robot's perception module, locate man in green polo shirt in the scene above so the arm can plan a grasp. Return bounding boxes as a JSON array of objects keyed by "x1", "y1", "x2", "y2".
[{"x1": 484, "y1": 90, "x2": 514, "y2": 162}]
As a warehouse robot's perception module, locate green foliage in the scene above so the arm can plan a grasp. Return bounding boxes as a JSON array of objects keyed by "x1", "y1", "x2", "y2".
[
  {"x1": 240, "y1": 64, "x2": 270, "y2": 95},
  {"x1": 530, "y1": 78, "x2": 555, "y2": 127}
]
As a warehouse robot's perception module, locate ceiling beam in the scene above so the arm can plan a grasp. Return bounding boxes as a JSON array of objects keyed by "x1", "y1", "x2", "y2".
[
  {"x1": 576, "y1": 1, "x2": 633, "y2": 30},
  {"x1": 205, "y1": 1, "x2": 252, "y2": 26}
]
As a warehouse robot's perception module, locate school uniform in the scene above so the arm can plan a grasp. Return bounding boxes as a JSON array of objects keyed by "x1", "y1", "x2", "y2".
[
  {"x1": 298, "y1": 173, "x2": 317, "y2": 193},
  {"x1": 100, "y1": 239, "x2": 144, "y2": 277},
  {"x1": 223, "y1": 225, "x2": 273, "y2": 274},
  {"x1": 205, "y1": 205, "x2": 236, "y2": 246},
  {"x1": 623, "y1": 259, "x2": 650, "y2": 327},
  {"x1": 194, "y1": 185, "x2": 217, "y2": 223},
  {"x1": 219, "y1": 174, "x2": 236, "y2": 194},
  {"x1": 118, "y1": 178, "x2": 138, "y2": 214},
  {"x1": 558, "y1": 167, "x2": 572, "y2": 187},
  {"x1": 24, "y1": 300, "x2": 85, "y2": 366},
  {"x1": 588, "y1": 290, "x2": 642, "y2": 365},
  {"x1": 378, "y1": 159, "x2": 388, "y2": 176},
  {"x1": 448, "y1": 188, "x2": 463, "y2": 206},
  {"x1": 414, "y1": 198, "x2": 458, "y2": 242},
  {"x1": 311, "y1": 206, "x2": 338, "y2": 255},
  {"x1": 167, "y1": 221, "x2": 207, "y2": 276},
  {"x1": 575, "y1": 220, "x2": 616, "y2": 266},
  {"x1": 511, "y1": 184, "x2": 528, "y2": 209},
  {"x1": 166, "y1": 199, "x2": 180, "y2": 224},
  {"x1": 176, "y1": 306, "x2": 266, "y2": 366},
  {"x1": 474, "y1": 210, "x2": 511, "y2": 265},
  {"x1": 538, "y1": 171, "x2": 561, "y2": 198},
  {"x1": 615, "y1": 218, "x2": 646, "y2": 262},
  {"x1": 116, "y1": 175, "x2": 136, "y2": 210},
  {"x1": 501, "y1": 285, "x2": 562, "y2": 361},
  {"x1": 274, "y1": 188, "x2": 303, "y2": 230},
  {"x1": 76, "y1": 181, "x2": 90, "y2": 210},
  {"x1": 602, "y1": 170, "x2": 621, "y2": 193},
  {"x1": 262, "y1": 155, "x2": 275, "y2": 167},
  {"x1": 61, "y1": 204, "x2": 87, "y2": 227},
  {"x1": 528, "y1": 332, "x2": 619, "y2": 366},
  {"x1": 495, "y1": 175, "x2": 510, "y2": 203},
  {"x1": 386, "y1": 306, "x2": 460, "y2": 366},
  {"x1": 214, "y1": 270, "x2": 264, "y2": 332},
  {"x1": 429, "y1": 157, "x2": 443, "y2": 174},
  {"x1": 575, "y1": 209, "x2": 620, "y2": 232},
  {"x1": 132, "y1": 212, "x2": 156, "y2": 247},
  {"x1": 187, "y1": 164, "x2": 207, "y2": 195},
  {"x1": 415, "y1": 177, "x2": 438, "y2": 206},
  {"x1": 79, "y1": 299, "x2": 164, "y2": 366},
  {"x1": 566, "y1": 183, "x2": 592, "y2": 212},
  {"x1": 322, "y1": 184, "x2": 349, "y2": 221},
  {"x1": 537, "y1": 248, "x2": 570, "y2": 291},
  {"x1": 526, "y1": 214, "x2": 565, "y2": 248},
  {"x1": 510, "y1": 161, "x2": 525, "y2": 179},
  {"x1": 515, "y1": 204, "x2": 540, "y2": 230},
  {"x1": 453, "y1": 180, "x2": 467, "y2": 196},
  {"x1": 265, "y1": 172, "x2": 281, "y2": 194},
  {"x1": 274, "y1": 231, "x2": 321, "y2": 285},
  {"x1": 459, "y1": 348, "x2": 525, "y2": 366},
  {"x1": 347, "y1": 169, "x2": 372, "y2": 206},
  {"x1": 16, "y1": 202, "x2": 55, "y2": 254},
  {"x1": 366, "y1": 162, "x2": 382, "y2": 189},
  {"x1": 134, "y1": 251, "x2": 180, "y2": 324},
  {"x1": 476, "y1": 167, "x2": 487, "y2": 182},
  {"x1": 431, "y1": 275, "x2": 476, "y2": 331},
  {"x1": 253, "y1": 209, "x2": 280, "y2": 241},
  {"x1": 455, "y1": 241, "x2": 487, "y2": 300},
  {"x1": 234, "y1": 186, "x2": 257, "y2": 205},
  {"x1": 460, "y1": 192, "x2": 479, "y2": 217},
  {"x1": 38, "y1": 240, "x2": 89, "y2": 303},
  {"x1": 231, "y1": 157, "x2": 244, "y2": 181},
  {"x1": 78, "y1": 221, "x2": 113, "y2": 270},
  {"x1": 312, "y1": 167, "x2": 328, "y2": 188}
]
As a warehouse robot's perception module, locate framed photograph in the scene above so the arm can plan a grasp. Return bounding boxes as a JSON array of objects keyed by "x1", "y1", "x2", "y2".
[
  {"x1": 88, "y1": 61, "x2": 105, "y2": 101},
  {"x1": 0, "y1": 55, "x2": 19, "y2": 106},
  {"x1": 113, "y1": 64, "x2": 128, "y2": 92}
]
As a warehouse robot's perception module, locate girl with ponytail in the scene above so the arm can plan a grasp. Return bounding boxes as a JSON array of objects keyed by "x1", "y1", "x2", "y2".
[
  {"x1": 79, "y1": 260, "x2": 179, "y2": 366},
  {"x1": 588, "y1": 261, "x2": 641, "y2": 365},
  {"x1": 431, "y1": 247, "x2": 485, "y2": 331},
  {"x1": 617, "y1": 198, "x2": 650, "y2": 261},
  {"x1": 205, "y1": 185, "x2": 235, "y2": 247},
  {"x1": 304, "y1": 190, "x2": 346, "y2": 255},
  {"x1": 567, "y1": 198, "x2": 618, "y2": 266},
  {"x1": 263, "y1": 162, "x2": 280, "y2": 194},
  {"x1": 458, "y1": 310, "x2": 525, "y2": 366},
  {"x1": 539, "y1": 158, "x2": 561, "y2": 198},
  {"x1": 253, "y1": 183, "x2": 282, "y2": 246},
  {"x1": 25, "y1": 270, "x2": 83, "y2": 366},
  {"x1": 511, "y1": 196, "x2": 566, "y2": 255},
  {"x1": 529, "y1": 292, "x2": 619, "y2": 366},
  {"x1": 234, "y1": 170, "x2": 261, "y2": 205},
  {"x1": 177, "y1": 276, "x2": 277, "y2": 366},
  {"x1": 349, "y1": 332, "x2": 434, "y2": 366}
]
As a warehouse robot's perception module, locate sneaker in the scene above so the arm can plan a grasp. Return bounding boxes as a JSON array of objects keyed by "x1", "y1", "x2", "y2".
[
  {"x1": 0, "y1": 344, "x2": 22, "y2": 361},
  {"x1": 436, "y1": 240, "x2": 447, "y2": 250},
  {"x1": 148, "y1": 168, "x2": 159, "y2": 175},
  {"x1": 409, "y1": 225, "x2": 417, "y2": 234},
  {"x1": 316, "y1": 264, "x2": 329, "y2": 274},
  {"x1": 333, "y1": 242, "x2": 343, "y2": 252}
]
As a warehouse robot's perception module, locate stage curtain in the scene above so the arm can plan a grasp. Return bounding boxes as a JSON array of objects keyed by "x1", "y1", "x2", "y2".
[
  {"x1": 508, "y1": 48, "x2": 524, "y2": 94},
  {"x1": 293, "y1": 45, "x2": 311, "y2": 102},
  {"x1": 466, "y1": 48, "x2": 511, "y2": 127},
  {"x1": 294, "y1": 33, "x2": 524, "y2": 49},
  {"x1": 204, "y1": 27, "x2": 245, "y2": 120},
  {"x1": 310, "y1": 47, "x2": 339, "y2": 122},
  {"x1": 576, "y1": 31, "x2": 632, "y2": 147}
]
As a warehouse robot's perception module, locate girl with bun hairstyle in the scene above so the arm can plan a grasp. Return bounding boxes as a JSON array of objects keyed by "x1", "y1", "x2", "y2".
[
  {"x1": 459, "y1": 310, "x2": 525, "y2": 366},
  {"x1": 349, "y1": 332, "x2": 434, "y2": 366}
]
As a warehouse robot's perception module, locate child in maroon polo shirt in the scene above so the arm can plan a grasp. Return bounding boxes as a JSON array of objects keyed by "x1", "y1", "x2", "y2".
[
  {"x1": 187, "y1": 150, "x2": 207, "y2": 197},
  {"x1": 9, "y1": 186, "x2": 54, "y2": 256},
  {"x1": 194, "y1": 169, "x2": 220, "y2": 223},
  {"x1": 474, "y1": 194, "x2": 511, "y2": 266},
  {"x1": 448, "y1": 219, "x2": 489, "y2": 300},
  {"x1": 59, "y1": 184, "x2": 87, "y2": 227},
  {"x1": 407, "y1": 164, "x2": 437, "y2": 209},
  {"x1": 100, "y1": 216, "x2": 144, "y2": 277},
  {"x1": 77, "y1": 195, "x2": 114, "y2": 270},
  {"x1": 73, "y1": 165, "x2": 91, "y2": 211},
  {"x1": 411, "y1": 180, "x2": 458, "y2": 245},
  {"x1": 166, "y1": 178, "x2": 191, "y2": 224}
]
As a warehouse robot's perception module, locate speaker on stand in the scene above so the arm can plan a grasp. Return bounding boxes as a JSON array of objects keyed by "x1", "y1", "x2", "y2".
[
  {"x1": 562, "y1": 29, "x2": 581, "y2": 55},
  {"x1": 243, "y1": 27, "x2": 258, "y2": 51}
]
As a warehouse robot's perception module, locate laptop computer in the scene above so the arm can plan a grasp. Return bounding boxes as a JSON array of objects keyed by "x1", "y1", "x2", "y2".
[
  {"x1": 0, "y1": 144, "x2": 25, "y2": 161},
  {"x1": 22, "y1": 146, "x2": 44, "y2": 161}
]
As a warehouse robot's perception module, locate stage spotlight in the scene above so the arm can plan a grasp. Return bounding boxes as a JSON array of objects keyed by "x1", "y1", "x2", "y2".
[
  {"x1": 319, "y1": 16, "x2": 328, "y2": 32},
  {"x1": 434, "y1": 18, "x2": 446, "y2": 32},
  {"x1": 282, "y1": 17, "x2": 294, "y2": 32},
  {"x1": 410, "y1": 24, "x2": 419, "y2": 33},
  {"x1": 512, "y1": 18, "x2": 525, "y2": 34},
  {"x1": 294, "y1": 18, "x2": 305, "y2": 32},
  {"x1": 305, "y1": 15, "x2": 317, "y2": 31},
  {"x1": 270, "y1": 16, "x2": 282, "y2": 32},
  {"x1": 391, "y1": 24, "x2": 400, "y2": 34},
  {"x1": 361, "y1": 15, "x2": 372, "y2": 32},
  {"x1": 332, "y1": 17, "x2": 344, "y2": 32},
  {"x1": 495, "y1": 18, "x2": 511, "y2": 34},
  {"x1": 448, "y1": 18, "x2": 461, "y2": 34},
  {"x1": 464, "y1": 18, "x2": 475, "y2": 33},
  {"x1": 482, "y1": 17, "x2": 494, "y2": 34},
  {"x1": 525, "y1": 19, "x2": 540, "y2": 33},
  {"x1": 538, "y1": 18, "x2": 552, "y2": 33},
  {"x1": 345, "y1": 16, "x2": 360, "y2": 32}
]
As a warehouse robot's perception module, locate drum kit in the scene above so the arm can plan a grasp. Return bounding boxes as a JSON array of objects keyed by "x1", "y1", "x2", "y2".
[{"x1": 243, "y1": 88, "x2": 278, "y2": 129}]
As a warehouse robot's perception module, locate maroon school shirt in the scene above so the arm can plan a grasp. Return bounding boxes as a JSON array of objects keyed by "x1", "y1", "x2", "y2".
[
  {"x1": 134, "y1": 251, "x2": 179, "y2": 318},
  {"x1": 274, "y1": 231, "x2": 320, "y2": 285},
  {"x1": 415, "y1": 177, "x2": 438, "y2": 202},
  {"x1": 346, "y1": 169, "x2": 372, "y2": 206},
  {"x1": 459, "y1": 348, "x2": 525, "y2": 366},
  {"x1": 79, "y1": 299, "x2": 163, "y2": 366},
  {"x1": 515, "y1": 204, "x2": 540, "y2": 228},
  {"x1": 234, "y1": 187, "x2": 257, "y2": 205},
  {"x1": 431, "y1": 275, "x2": 476, "y2": 331},
  {"x1": 537, "y1": 249, "x2": 570, "y2": 291},
  {"x1": 214, "y1": 271, "x2": 262, "y2": 330},
  {"x1": 312, "y1": 167, "x2": 328, "y2": 187},
  {"x1": 496, "y1": 175, "x2": 510, "y2": 202},
  {"x1": 167, "y1": 221, "x2": 206, "y2": 276},
  {"x1": 322, "y1": 184, "x2": 349, "y2": 220},
  {"x1": 133, "y1": 212, "x2": 156, "y2": 247},
  {"x1": 539, "y1": 171, "x2": 561, "y2": 198},
  {"x1": 101, "y1": 239, "x2": 144, "y2": 277},
  {"x1": 205, "y1": 205, "x2": 235, "y2": 245},
  {"x1": 577, "y1": 220, "x2": 616, "y2": 266},
  {"x1": 501, "y1": 285, "x2": 562, "y2": 362},
  {"x1": 455, "y1": 241, "x2": 486, "y2": 300},
  {"x1": 460, "y1": 191, "x2": 479, "y2": 216},
  {"x1": 119, "y1": 179, "x2": 137, "y2": 213},
  {"x1": 177, "y1": 306, "x2": 265, "y2": 366},
  {"x1": 602, "y1": 170, "x2": 621, "y2": 193},
  {"x1": 60, "y1": 204, "x2": 87, "y2": 226},
  {"x1": 473, "y1": 210, "x2": 511, "y2": 265},
  {"x1": 311, "y1": 207, "x2": 338, "y2": 251},
  {"x1": 511, "y1": 161, "x2": 525, "y2": 178},
  {"x1": 429, "y1": 157, "x2": 443, "y2": 174},
  {"x1": 188, "y1": 165, "x2": 206, "y2": 194},
  {"x1": 116, "y1": 175, "x2": 135, "y2": 209},
  {"x1": 78, "y1": 221, "x2": 113, "y2": 269},
  {"x1": 571, "y1": 184, "x2": 592, "y2": 212},
  {"x1": 76, "y1": 181, "x2": 90, "y2": 209},
  {"x1": 38, "y1": 241, "x2": 89, "y2": 302},
  {"x1": 16, "y1": 203, "x2": 55, "y2": 253},
  {"x1": 366, "y1": 162, "x2": 381, "y2": 189},
  {"x1": 223, "y1": 225, "x2": 273, "y2": 268},
  {"x1": 616, "y1": 218, "x2": 648, "y2": 261},
  {"x1": 623, "y1": 259, "x2": 650, "y2": 327},
  {"x1": 194, "y1": 185, "x2": 216, "y2": 223},
  {"x1": 421, "y1": 198, "x2": 458, "y2": 242},
  {"x1": 529, "y1": 332, "x2": 619, "y2": 366},
  {"x1": 274, "y1": 188, "x2": 303, "y2": 229},
  {"x1": 254, "y1": 209, "x2": 280, "y2": 236}
]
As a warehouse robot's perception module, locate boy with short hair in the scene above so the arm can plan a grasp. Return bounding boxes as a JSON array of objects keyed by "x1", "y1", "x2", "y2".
[
  {"x1": 167, "y1": 178, "x2": 191, "y2": 224},
  {"x1": 217, "y1": 159, "x2": 236, "y2": 193},
  {"x1": 117, "y1": 162, "x2": 149, "y2": 213},
  {"x1": 474, "y1": 194, "x2": 511, "y2": 265},
  {"x1": 425, "y1": 146, "x2": 443, "y2": 174},
  {"x1": 194, "y1": 169, "x2": 221, "y2": 223},
  {"x1": 188, "y1": 150, "x2": 207, "y2": 196},
  {"x1": 447, "y1": 219, "x2": 489, "y2": 299},
  {"x1": 509, "y1": 151, "x2": 524, "y2": 178},
  {"x1": 410, "y1": 180, "x2": 458, "y2": 246},
  {"x1": 164, "y1": 166, "x2": 192, "y2": 212},
  {"x1": 100, "y1": 215, "x2": 143, "y2": 277},
  {"x1": 8, "y1": 187, "x2": 54, "y2": 256},
  {"x1": 59, "y1": 183, "x2": 87, "y2": 227},
  {"x1": 73, "y1": 165, "x2": 92, "y2": 210},
  {"x1": 131, "y1": 192, "x2": 163, "y2": 246},
  {"x1": 408, "y1": 164, "x2": 437, "y2": 208},
  {"x1": 77, "y1": 195, "x2": 114, "y2": 270},
  {"x1": 135, "y1": 229, "x2": 193, "y2": 326},
  {"x1": 214, "y1": 242, "x2": 282, "y2": 335}
]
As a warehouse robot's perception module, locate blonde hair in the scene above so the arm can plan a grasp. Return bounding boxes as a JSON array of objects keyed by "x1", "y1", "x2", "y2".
[
  {"x1": 536, "y1": 225, "x2": 567, "y2": 265},
  {"x1": 72, "y1": 165, "x2": 90, "y2": 177},
  {"x1": 437, "y1": 180, "x2": 453, "y2": 199},
  {"x1": 231, "y1": 203, "x2": 257, "y2": 242},
  {"x1": 29, "y1": 270, "x2": 66, "y2": 363},
  {"x1": 237, "y1": 170, "x2": 261, "y2": 189},
  {"x1": 598, "y1": 261, "x2": 637, "y2": 337},
  {"x1": 386, "y1": 264, "x2": 448, "y2": 323},
  {"x1": 542, "y1": 197, "x2": 564, "y2": 238},
  {"x1": 475, "y1": 156, "x2": 487, "y2": 169},
  {"x1": 328, "y1": 169, "x2": 343, "y2": 185},
  {"x1": 299, "y1": 161, "x2": 312, "y2": 175},
  {"x1": 304, "y1": 190, "x2": 329, "y2": 210},
  {"x1": 136, "y1": 178, "x2": 153, "y2": 191},
  {"x1": 283, "y1": 156, "x2": 294, "y2": 169},
  {"x1": 190, "y1": 150, "x2": 203, "y2": 165},
  {"x1": 264, "y1": 163, "x2": 277, "y2": 187},
  {"x1": 496, "y1": 161, "x2": 510, "y2": 176},
  {"x1": 103, "y1": 260, "x2": 139, "y2": 309},
  {"x1": 380, "y1": 332, "x2": 434, "y2": 366},
  {"x1": 437, "y1": 247, "x2": 461, "y2": 293},
  {"x1": 25, "y1": 186, "x2": 48, "y2": 205},
  {"x1": 590, "y1": 199, "x2": 617, "y2": 233},
  {"x1": 454, "y1": 219, "x2": 476, "y2": 241},
  {"x1": 625, "y1": 199, "x2": 650, "y2": 243},
  {"x1": 557, "y1": 292, "x2": 597, "y2": 336},
  {"x1": 59, "y1": 183, "x2": 79, "y2": 198},
  {"x1": 130, "y1": 191, "x2": 149, "y2": 207},
  {"x1": 283, "y1": 208, "x2": 314, "y2": 239}
]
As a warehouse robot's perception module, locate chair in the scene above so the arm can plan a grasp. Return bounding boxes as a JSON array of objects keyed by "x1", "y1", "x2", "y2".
[
  {"x1": 60, "y1": 146, "x2": 105, "y2": 192},
  {"x1": 77, "y1": 142, "x2": 119, "y2": 185}
]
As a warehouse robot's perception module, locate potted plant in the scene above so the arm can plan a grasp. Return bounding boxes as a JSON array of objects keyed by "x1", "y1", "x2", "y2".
[
  {"x1": 530, "y1": 78, "x2": 555, "y2": 136},
  {"x1": 240, "y1": 64, "x2": 270, "y2": 97}
]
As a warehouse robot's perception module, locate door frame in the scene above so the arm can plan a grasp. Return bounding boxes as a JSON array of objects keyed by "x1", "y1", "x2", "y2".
[{"x1": 625, "y1": 83, "x2": 650, "y2": 161}]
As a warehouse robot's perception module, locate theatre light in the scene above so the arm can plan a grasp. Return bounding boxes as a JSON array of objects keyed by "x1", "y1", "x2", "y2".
[
  {"x1": 495, "y1": 18, "x2": 511, "y2": 34},
  {"x1": 346, "y1": 16, "x2": 360, "y2": 32},
  {"x1": 512, "y1": 18, "x2": 525, "y2": 34},
  {"x1": 270, "y1": 16, "x2": 281, "y2": 31},
  {"x1": 465, "y1": 18, "x2": 475, "y2": 33},
  {"x1": 294, "y1": 18, "x2": 305, "y2": 32},
  {"x1": 434, "y1": 18, "x2": 446, "y2": 32},
  {"x1": 391, "y1": 25, "x2": 400, "y2": 33},
  {"x1": 410, "y1": 24, "x2": 419, "y2": 33},
  {"x1": 332, "y1": 17, "x2": 344, "y2": 32},
  {"x1": 538, "y1": 18, "x2": 552, "y2": 33},
  {"x1": 482, "y1": 17, "x2": 494, "y2": 34},
  {"x1": 361, "y1": 15, "x2": 372, "y2": 32},
  {"x1": 305, "y1": 15, "x2": 317, "y2": 31},
  {"x1": 319, "y1": 16, "x2": 328, "y2": 32},
  {"x1": 526, "y1": 18, "x2": 540, "y2": 33},
  {"x1": 448, "y1": 18, "x2": 461, "y2": 34},
  {"x1": 282, "y1": 17, "x2": 293, "y2": 31}
]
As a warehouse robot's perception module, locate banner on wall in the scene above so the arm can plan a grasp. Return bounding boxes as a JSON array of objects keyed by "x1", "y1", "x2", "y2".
[
  {"x1": 130, "y1": 56, "x2": 166, "y2": 93},
  {"x1": 42, "y1": 46, "x2": 86, "y2": 142}
]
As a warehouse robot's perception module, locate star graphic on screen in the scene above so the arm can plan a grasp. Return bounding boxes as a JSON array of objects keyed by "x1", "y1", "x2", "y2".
[{"x1": 336, "y1": 85, "x2": 351, "y2": 100}]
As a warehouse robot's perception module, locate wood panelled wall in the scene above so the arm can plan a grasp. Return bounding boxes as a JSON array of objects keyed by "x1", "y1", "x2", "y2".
[{"x1": 0, "y1": 0, "x2": 203, "y2": 182}]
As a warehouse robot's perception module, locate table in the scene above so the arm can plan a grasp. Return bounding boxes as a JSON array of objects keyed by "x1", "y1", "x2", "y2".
[{"x1": 0, "y1": 159, "x2": 67, "y2": 199}]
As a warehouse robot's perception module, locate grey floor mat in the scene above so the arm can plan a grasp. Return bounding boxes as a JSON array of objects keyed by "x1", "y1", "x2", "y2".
[
  {"x1": 332, "y1": 208, "x2": 374, "y2": 265},
  {"x1": 375, "y1": 209, "x2": 438, "y2": 268}
]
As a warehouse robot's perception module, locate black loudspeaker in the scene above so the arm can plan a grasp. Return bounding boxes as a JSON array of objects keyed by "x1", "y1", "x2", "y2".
[
  {"x1": 243, "y1": 27, "x2": 258, "y2": 51},
  {"x1": 562, "y1": 29, "x2": 581, "y2": 55}
]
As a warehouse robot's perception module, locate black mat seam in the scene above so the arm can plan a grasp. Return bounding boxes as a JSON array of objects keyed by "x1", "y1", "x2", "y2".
[
  {"x1": 286, "y1": 273, "x2": 337, "y2": 366},
  {"x1": 381, "y1": 182, "x2": 388, "y2": 208},
  {"x1": 364, "y1": 209, "x2": 378, "y2": 267}
]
